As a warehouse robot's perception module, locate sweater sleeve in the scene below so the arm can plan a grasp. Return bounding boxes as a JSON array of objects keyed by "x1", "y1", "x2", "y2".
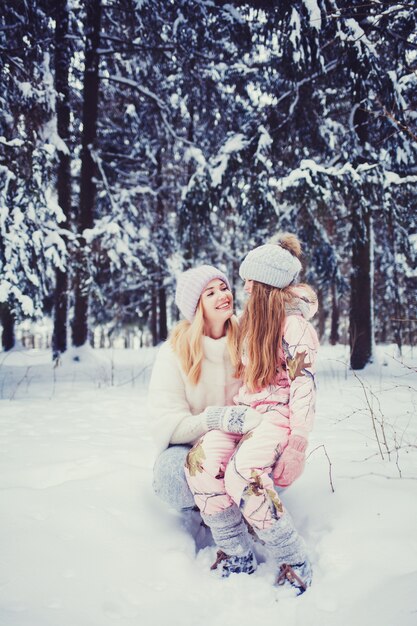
[
  {"x1": 282, "y1": 316, "x2": 319, "y2": 440},
  {"x1": 147, "y1": 342, "x2": 208, "y2": 452}
]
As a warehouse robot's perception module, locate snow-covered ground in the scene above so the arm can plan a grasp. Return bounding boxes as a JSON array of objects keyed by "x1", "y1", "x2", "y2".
[{"x1": 0, "y1": 343, "x2": 416, "y2": 626}]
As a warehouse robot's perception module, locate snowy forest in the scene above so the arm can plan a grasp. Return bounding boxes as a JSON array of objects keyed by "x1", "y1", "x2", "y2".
[
  {"x1": 1, "y1": 3, "x2": 417, "y2": 624},
  {"x1": 1, "y1": 0, "x2": 416, "y2": 369}
]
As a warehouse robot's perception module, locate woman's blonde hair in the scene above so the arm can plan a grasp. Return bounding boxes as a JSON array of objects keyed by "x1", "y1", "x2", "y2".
[
  {"x1": 170, "y1": 299, "x2": 240, "y2": 385},
  {"x1": 236, "y1": 232, "x2": 312, "y2": 392}
]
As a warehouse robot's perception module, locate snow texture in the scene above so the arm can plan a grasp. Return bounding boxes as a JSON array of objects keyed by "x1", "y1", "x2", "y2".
[
  {"x1": 0, "y1": 344, "x2": 416, "y2": 626},
  {"x1": 302, "y1": 0, "x2": 321, "y2": 30},
  {"x1": 210, "y1": 134, "x2": 247, "y2": 187}
]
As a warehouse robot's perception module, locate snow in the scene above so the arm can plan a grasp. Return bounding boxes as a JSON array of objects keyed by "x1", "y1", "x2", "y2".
[
  {"x1": 276, "y1": 159, "x2": 382, "y2": 194},
  {"x1": 2, "y1": 290, "x2": 35, "y2": 317},
  {"x1": 18, "y1": 82, "x2": 33, "y2": 98},
  {"x1": 384, "y1": 171, "x2": 417, "y2": 187},
  {"x1": 210, "y1": 134, "x2": 247, "y2": 187},
  {"x1": 0, "y1": 137, "x2": 24, "y2": 148},
  {"x1": 19, "y1": 296, "x2": 35, "y2": 317},
  {"x1": 302, "y1": 0, "x2": 321, "y2": 30},
  {"x1": 221, "y1": 4, "x2": 245, "y2": 24},
  {"x1": 255, "y1": 126, "x2": 273, "y2": 168},
  {"x1": 246, "y1": 82, "x2": 277, "y2": 108},
  {"x1": 40, "y1": 118, "x2": 70, "y2": 156},
  {"x1": 0, "y1": 280, "x2": 10, "y2": 303},
  {"x1": 341, "y1": 19, "x2": 377, "y2": 56},
  {"x1": 0, "y1": 344, "x2": 416, "y2": 626},
  {"x1": 184, "y1": 146, "x2": 206, "y2": 168},
  {"x1": 290, "y1": 9, "x2": 302, "y2": 64}
]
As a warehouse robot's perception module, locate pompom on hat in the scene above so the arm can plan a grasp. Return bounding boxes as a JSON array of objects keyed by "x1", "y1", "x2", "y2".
[
  {"x1": 239, "y1": 240, "x2": 302, "y2": 289},
  {"x1": 175, "y1": 264, "x2": 231, "y2": 322}
]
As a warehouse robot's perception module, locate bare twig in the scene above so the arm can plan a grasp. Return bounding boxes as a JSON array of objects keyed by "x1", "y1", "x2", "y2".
[
  {"x1": 351, "y1": 370, "x2": 386, "y2": 460},
  {"x1": 307, "y1": 444, "x2": 335, "y2": 493},
  {"x1": 9, "y1": 366, "x2": 32, "y2": 401}
]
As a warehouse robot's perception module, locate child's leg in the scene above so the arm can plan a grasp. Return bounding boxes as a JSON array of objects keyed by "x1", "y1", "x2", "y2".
[
  {"x1": 184, "y1": 429, "x2": 238, "y2": 515},
  {"x1": 224, "y1": 419, "x2": 286, "y2": 530},
  {"x1": 185, "y1": 431, "x2": 256, "y2": 572},
  {"x1": 255, "y1": 512, "x2": 312, "y2": 593},
  {"x1": 224, "y1": 421, "x2": 312, "y2": 592}
]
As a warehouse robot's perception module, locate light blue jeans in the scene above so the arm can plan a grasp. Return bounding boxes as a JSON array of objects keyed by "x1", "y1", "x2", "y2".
[{"x1": 153, "y1": 445, "x2": 195, "y2": 510}]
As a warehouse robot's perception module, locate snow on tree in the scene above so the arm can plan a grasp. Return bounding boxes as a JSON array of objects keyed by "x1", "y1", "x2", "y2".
[
  {"x1": 0, "y1": 3, "x2": 67, "y2": 350},
  {"x1": 1, "y1": 0, "x2": 415, "y2": 355}
]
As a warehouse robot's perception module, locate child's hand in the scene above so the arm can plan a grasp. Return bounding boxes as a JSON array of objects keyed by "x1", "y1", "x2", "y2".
[
  {"x1": 273, "y1": 435, "x2": 307, "y2": 487},
  {"x1": 204, "y1": 406, "x2": 262, "y2": 435}
]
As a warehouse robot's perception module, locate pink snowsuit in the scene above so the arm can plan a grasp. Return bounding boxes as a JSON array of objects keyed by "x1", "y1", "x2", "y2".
[{"x1": 185, "y1": 312, "x2": 319, "y2": 530}]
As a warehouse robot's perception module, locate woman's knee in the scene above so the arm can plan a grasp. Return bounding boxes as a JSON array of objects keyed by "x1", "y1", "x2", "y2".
[{"x1": 153, "y1": 445, "x2": 195, "y2": 510}]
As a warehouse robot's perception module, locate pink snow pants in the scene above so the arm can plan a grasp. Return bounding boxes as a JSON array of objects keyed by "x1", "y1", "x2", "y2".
[{"x1": 184, "y1": 417, "x2": 288, "y2": 530}]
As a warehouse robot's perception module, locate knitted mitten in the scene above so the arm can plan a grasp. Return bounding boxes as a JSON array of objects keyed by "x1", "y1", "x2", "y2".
[
  {"x1": 256, "y1": 511, "x2": 312, "y2": 594},
  {"x1": 273, "y1": 435, "x2": 308, "y2": 488},
  {"x1": 204, "y1": 405, "x2": 261, "y2": 435},
  {"x1": 204, "y1": 406, "x2": 262, "y2": 435},
  {"x1": 201, "y1": 505, "x2": 257, "y2": 577}
]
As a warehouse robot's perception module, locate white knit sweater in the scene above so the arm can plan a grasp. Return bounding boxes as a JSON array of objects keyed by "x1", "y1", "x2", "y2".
[{"x1": 148, "y1": 335, "x2": 240, "y2": 452}]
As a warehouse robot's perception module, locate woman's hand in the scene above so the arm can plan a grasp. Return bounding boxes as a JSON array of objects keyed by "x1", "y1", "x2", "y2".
[
  {"x1": 204, "y1": 405, "x2": 262, "y2": 435},
  {"x1": 273, "y1": 434, "x2": 308, "y2": 488}
]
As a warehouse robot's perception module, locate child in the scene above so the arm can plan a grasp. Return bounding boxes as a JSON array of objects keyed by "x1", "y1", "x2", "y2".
[{"x1": 184, "y1": 234, "x2": 319, "y2": 594}]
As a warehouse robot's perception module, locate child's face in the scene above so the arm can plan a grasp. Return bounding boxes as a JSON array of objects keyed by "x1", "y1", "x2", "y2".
[
  {"x1": 244, "y1": 279, "x2": 253, "y2": 296},
  {"x1": 200, "y1": 279, "x2": 233, "y2": 327}
]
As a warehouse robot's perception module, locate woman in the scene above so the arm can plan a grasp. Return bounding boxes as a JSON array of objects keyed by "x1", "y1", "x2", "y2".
[
  {"x1": 184, "y1": 235, "x2": 319, "y2": 594},
  {"x1": 149, "y1": 264, "x2": 261, "y2": 511}
]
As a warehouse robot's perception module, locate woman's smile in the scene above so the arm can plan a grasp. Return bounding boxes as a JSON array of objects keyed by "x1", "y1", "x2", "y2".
[{"x1": 216, "y1": 300, "x2": 231, "y2": 310}]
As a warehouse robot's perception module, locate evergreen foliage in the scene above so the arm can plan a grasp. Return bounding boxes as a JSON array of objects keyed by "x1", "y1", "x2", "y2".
[
  {"x1": 0, "y1": 2, "x2": 67, "y2": 335},
  {"x1": 0, "y1": 0, "x2": 415, "y2": 363}
]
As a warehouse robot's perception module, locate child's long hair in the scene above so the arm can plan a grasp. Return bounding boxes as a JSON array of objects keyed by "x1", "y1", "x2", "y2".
[
  {"x1": 170, "y1": 299, "x2": 240, "y2": 385},
  {"x1": 236, "y1": 233, "x2": 313, "y2": 392},
  {"x1": 236, "y1": 283, "x2": 293, "y2": 392}
]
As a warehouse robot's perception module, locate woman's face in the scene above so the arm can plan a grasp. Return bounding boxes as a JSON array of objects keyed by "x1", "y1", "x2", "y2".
[{"x1": 200, "y1": 278, "x2": 233, "y2": 327}]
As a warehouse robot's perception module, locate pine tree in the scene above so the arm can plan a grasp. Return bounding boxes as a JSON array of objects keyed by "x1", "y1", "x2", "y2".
[
  {"x1": 0, "y1": 2, "x2": 67, "y2": 349},
  {"x1": 233, "y1": 1, "x2": 417, "y2": 364}
]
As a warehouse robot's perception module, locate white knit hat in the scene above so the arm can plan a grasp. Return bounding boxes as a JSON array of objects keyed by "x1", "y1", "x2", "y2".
[
  {"x1": 175, "y1": 265, "x2": 231, "y2": 322},
  {"x1": 239, "y1": 243, "x2": 301, "y2": 288}
]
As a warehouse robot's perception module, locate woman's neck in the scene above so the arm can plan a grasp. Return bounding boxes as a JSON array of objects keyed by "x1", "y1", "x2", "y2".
[{"x1": 204, "y1": 321, "x2": 226, "y2": 340}]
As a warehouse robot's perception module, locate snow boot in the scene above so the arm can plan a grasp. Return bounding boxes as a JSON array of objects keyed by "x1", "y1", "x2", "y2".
[
  {"x1": 276, "y1": 561, "x2": 312, "y2": 595},
  {"x1": 201, "y1": 505, "x2": 257, "y2": 576},
  {"x1": 210, "y1": 548, "x2": 257, "y2": 577},
  {"x1": 256, "y1": 511, "x2": 312, "y2": 595}
]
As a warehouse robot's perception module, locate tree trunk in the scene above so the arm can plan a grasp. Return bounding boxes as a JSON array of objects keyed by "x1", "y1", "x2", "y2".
[
  {"x1": 350, "y1": 206, "x2": 373, "y2": 369},
  {"x1": 182, "y1": 112, "x2": 195, "y2": 269},
  {"x1": 72, "y1": 0, "x2": 102, "y2": 347},
  {"x1": 52, "y1": 0, "x2": 72, "y2": 359},
  {"x1": 150, "y1": 288, "x2": 158, "y2": 346},
  {"x1": 1, "y1": 305, "x2": 15, "y2": 351},
  {"x1": 158, "y1": 282, "x2": 168, "y2": 342},
  {"x1": 330, "y1": 280, "x2": 340, "y2": 345},
  {"x1": 349, "y1": 64, "x2": 374, "y2": 369},
  {"x1": 154, "y1": 148, "x2": 167, "y2": 341},
  {"x1": 387, "y1": 205, "x2": 402, "y2": 354},
  {"x1": 316, "y1": 289, "x2": 326, "y2": 340}
]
